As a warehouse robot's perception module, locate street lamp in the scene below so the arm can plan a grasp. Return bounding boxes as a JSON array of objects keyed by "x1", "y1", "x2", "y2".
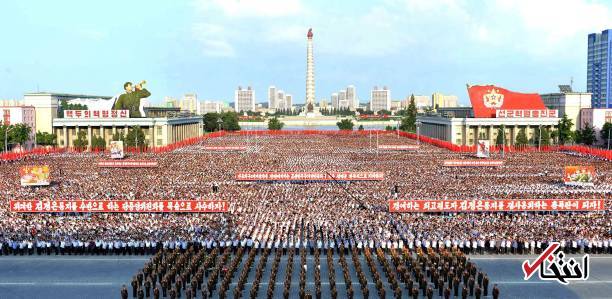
[
  {"x1": 501, "y1": 125, "x2": 505, "y2": 158},
  {"x1": 538, "y1": 125, "x2": 542, "y2": 152},
  {"x1": 416, "y1": 120, "x2": 422, "y2": 146},
  {"x1": 396, "y1": 119, "x2": 400, "y2": 139},
  {"x1": 608, "y1": 127, "x2": 612, "y2": 150},
  {"x1": 217, "y1": 118, "x2": 223, "y2": 132},
  {"x1": 4, "y1": 126, "x2": 14, "y2": 153}
]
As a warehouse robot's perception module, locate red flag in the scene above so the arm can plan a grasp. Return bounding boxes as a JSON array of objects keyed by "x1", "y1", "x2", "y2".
[{"x1": 467, "y1": 85, "x2": 546, "y2": 118}]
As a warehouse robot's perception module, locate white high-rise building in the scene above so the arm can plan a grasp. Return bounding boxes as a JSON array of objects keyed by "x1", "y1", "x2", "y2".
[
  {"x1": 200, "y1": 100, "x2": 224, "y2": 114},
  {"x1": 370, "y1": 86, "x2": 391, "y2": 112},
  {"x1": 284, "y1": 95, "x2": 293, "y2": 110},
  {"x1": 268, "y1": 86, "x2": 277, "y2": 110},
  {"x1": 180, "y1": 93, "x2": 199, "y2": 114},
  {"x1": 268, "y1": 86, "x2": 293, "y2": 110},
  {"x1": 331, "y1": 93, "x2": 339, "y2": 109},
  {"x1": 235, "y1": 86, "x2": 255, "y2": 112},
  {"x1": 431, "y1": 92, "x2": 459, "y2": 109},
  {"x1": 331, "y1": 86, "x2": 358, "y2": 110},
  {"x1": 346, "y1": 85, "x2": 358, "y2": 110},
  {"x1": 164, "y1": 96, "x2": 178, "y2": 108}
]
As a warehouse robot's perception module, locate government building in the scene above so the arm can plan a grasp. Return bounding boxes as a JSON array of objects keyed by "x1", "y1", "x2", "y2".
[
  {"x1": 417, "y1": 85, "x2": 561, "y2": 146},
  {"x1": 22, "y1": 92, "x2": 203, "y2": 149}
]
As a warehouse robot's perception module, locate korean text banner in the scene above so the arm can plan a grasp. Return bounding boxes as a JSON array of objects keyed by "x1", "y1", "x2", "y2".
[
  {"x1": 20, "y1": 165, "x2": 50, "y2": 186},
  {"x1": 377, "y1": 145, "x2": 419, "y2": 150},
  {"x1": 235, "y1": 172, "x2": 385, "y2": 181},
  {"x1": 443, "y1": 160, "x2": 504, "y2": 167},
  {"x1": 203, "y1": 146, "x2": 247, "y2": 151},
  {"x1": 563, "y1": 166, "x2": 595, "y2": 187},
  {"x1": 389, "y1": 199, "x2": 604, "y2": 213},
  {"x1": 98, "y1": 160, "x2": 158, "y2": 168},
  {"x1": 10, "y1": 200, "x2": 229, "y2": 213},
  {"x1": 64, "y1": 110, "x2": 129, "y2": 119}
]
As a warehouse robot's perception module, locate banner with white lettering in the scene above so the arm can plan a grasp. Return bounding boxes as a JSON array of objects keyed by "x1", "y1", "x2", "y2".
[
  {"x1": 443, "y1": 160, "x2": 504, "y2": 167},
  {"x1": 98, "y1": 160, "x2": 158, "y2": 168},
  {"x1": 377, "y1": 145, "x2": 419, "y2": 150},
  {"x1": 389, "y1": 199, "x2": 604, "y2": 212},
  {"x1": 235, "y1": 172, "x2": 385, "y2": 181},
  {"x1": 203, "y1": 146, "x2": 247, "y2": 151},
  {"x1": 495, "y1": 109, "x2": 558, "y2": 118}
]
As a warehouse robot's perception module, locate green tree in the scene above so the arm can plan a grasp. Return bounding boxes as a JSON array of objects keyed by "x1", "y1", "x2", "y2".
[
  {"x1": 112, "y1": 131, "x2": 125, "y2": 142},
  {"x1": 336, "y1": 119, "x2": 354, "y2": 130},
  {"x1": 0, "y1": 124, "x2": 9, "y2": 151},
  {"x1": 533, "y1": 127, "x2": 551, "y2": 146},
  {"x1": 203, "y1": 113, "x2": 222, "y2": 132},
  {"x1": 91, "y1": 135, "x2": 106, "y2": 150},
  {"x1": 57, "y1": 100, "x2": 88, "y2": 118},
  {"x1": 515, "y1": 128, "x2": 528, "y2": 146},
  {"x1": 267, "y1": 117, "x2": 284, "y2": 130},
  {"x1": 36, "y1": 131, "x2": 57, "y2": 146},
  {"x1": 496, "y1": 126, "x2": 505, "y2": 146},
  {"x1": 73, "y1": 130, "x2": 88, "y2": 150},
  {"x1": 578, "y1": 123, "x2": 596, "y2": 145},
  {"x1": 557, "y1": 113, "x2": 574, "y2": 145},
  {"x1": 125, "y1": 126, "x2": 147, "y2": 148},
  {"x1": 573, "y1": 130, "x2": 582, "y2": 144},
  {"x1": 399, "y1": 94, "x2": 417, "y2": 132},
  {"x1": 601, "y1": 122, "x2": 612, "y2": 145},
  {"x1": 540, "y1": 128, "x2": 551, "y2": 146},
  {"x1": 358, "y1": 124, "x2": 364, "y2": 131},
  {"x1": 221, "y1": 112, "x2": 241, "y2": 131},
  {"x1": 9, "y1": 123, "x2": 31, "y2": 147}
]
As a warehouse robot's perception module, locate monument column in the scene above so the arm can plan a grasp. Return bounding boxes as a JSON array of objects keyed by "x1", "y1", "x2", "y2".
[{"x1": 306, "y1": 28, "x2": 315, "y2": 109}]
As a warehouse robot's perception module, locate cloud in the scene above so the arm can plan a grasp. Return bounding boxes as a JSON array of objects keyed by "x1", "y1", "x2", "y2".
[
  {"x1": 193, "y1": 0, "x2": 305, "y2": 18},
  {"x1": 192, "y1": 23, "x2": 236, "y2": 57},
  {"x1": 191, "y1": 0, "x2": 612, "y2": 59}
]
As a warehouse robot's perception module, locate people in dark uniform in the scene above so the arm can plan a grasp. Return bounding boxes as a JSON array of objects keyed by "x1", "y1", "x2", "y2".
[
  {"x1": 121, "y1": 284, "x2": 128, "y2": 299},
  {"x1": 492, "y1": 284, "x2": 500, "y2": 299}
]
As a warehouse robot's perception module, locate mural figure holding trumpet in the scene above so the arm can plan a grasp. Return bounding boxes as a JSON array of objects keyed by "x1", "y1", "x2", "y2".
[{"x1": 113, "y1": 80, "x2": 151, "y2": 117}]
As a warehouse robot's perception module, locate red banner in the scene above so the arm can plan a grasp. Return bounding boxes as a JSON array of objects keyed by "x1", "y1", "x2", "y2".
[
  {"x1": 377, "y1": 145, "x2": 419, "y2": 150},
  {"x1": 97, "y1": 160, "x2": 158, "y2": 168},
  {"x1": 203, "y1": 146, "x2": 247, "y2": 151},
  {"x1": 443, "y1": 160, "x2": 504, "y2": 167},
  {"x1": 10, "y1": 200, "x2": 229, "y2": 213},
  {"x1": 235, "y1": 172, "x2": 385, "y2": 181},
  {"x1": 389, "y1": 199, "x2": 605, "y2": 213},
  {"x1": 467, "y1": 85, "x2": 546, "y2": 118}
]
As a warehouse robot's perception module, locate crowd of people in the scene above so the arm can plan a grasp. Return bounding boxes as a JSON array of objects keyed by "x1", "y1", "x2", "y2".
[{"x1": 0, "y1": 133, "x2": 610, "y2": 257}]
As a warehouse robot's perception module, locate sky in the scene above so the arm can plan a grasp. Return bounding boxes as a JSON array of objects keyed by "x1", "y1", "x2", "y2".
[{"x1": 1, "y1": 0, "x2": 611, "y2": 106}]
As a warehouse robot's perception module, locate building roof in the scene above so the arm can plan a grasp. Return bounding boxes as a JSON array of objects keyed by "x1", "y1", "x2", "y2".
[{"x1": 24, "y1": 92, "x2": 112, "y2": 99}]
